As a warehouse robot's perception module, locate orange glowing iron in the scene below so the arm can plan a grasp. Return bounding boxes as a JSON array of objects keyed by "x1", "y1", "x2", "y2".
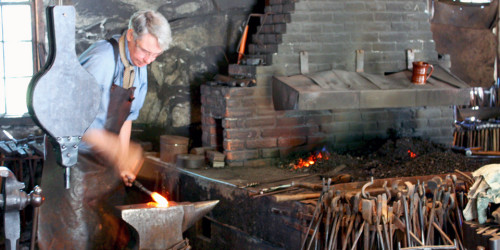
[{"x1": 132, "y1": 180, "x2": 168, "y2": 207}]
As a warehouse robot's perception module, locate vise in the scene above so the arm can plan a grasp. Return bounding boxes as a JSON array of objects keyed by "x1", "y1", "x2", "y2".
[{"x1": 0, "y1": 167, "x2": 43, "y2": 250}]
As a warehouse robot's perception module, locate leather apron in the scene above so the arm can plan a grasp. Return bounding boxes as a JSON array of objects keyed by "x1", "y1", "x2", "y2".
[{"x1": 38, "y1": 36, "x2": 137, "y2": 250}]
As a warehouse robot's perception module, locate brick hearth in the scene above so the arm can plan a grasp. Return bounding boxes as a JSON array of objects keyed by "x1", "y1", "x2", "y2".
[{"x1": 201, "y1": 0, "x2": 459, "y2": 167}]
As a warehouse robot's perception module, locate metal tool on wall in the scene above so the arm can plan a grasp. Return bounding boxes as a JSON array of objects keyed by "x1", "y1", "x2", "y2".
[{"x1": 27, "y1": 5, "x2": 101, "y2": 189}]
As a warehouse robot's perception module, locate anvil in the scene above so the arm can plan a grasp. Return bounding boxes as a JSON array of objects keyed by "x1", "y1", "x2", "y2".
[{"x1": 116, "y1": 200, "x2": 219, "y2": 249}]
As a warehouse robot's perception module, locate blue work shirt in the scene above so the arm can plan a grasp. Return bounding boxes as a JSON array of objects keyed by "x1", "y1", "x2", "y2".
[{"x1": 79, "y1": 34, "x2": 148, "y2": 131}]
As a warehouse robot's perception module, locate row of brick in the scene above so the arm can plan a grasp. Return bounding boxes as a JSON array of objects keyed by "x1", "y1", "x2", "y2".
[
  {"x1": 252, "y1": 34, "x2": 283, "y2": 45},
  {"x1": 265, "y1": 2, "x2": 295, "y2": 14},
  {"x1": 203, "y1": 116, "x2": 454, "y2": 140}
]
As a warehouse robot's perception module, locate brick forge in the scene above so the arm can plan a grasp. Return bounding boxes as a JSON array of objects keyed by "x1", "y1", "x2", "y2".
[
  {"x1": 201, "y1": 0, "x2": 456, "y2": 167},
  {"x1": 201, "y1": 83, "x2": 328, "y2": 168},
  {"x1": 201, "y1": 83, "x2": 454, "y2": 167}
]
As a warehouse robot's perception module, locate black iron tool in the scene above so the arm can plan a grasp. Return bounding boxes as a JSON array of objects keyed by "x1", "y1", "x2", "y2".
[{"x1": 132, "y1": 179, "x2": 153, "y2": 196}]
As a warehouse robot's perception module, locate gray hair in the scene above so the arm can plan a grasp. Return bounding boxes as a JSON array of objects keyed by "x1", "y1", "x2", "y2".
[{"x1": 128, "y1": 10, "x2": 172, "y2": 51}]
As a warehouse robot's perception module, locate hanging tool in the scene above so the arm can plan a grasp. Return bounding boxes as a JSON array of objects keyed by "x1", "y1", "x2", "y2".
[{"x1": 236, "y1": 14, "x2": 266, "y2": 64}]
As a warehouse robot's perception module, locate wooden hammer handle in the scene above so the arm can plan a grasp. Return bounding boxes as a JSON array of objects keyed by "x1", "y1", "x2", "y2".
[{"x1": 273, "y1": 193, "x2": 320, "y2": 202}]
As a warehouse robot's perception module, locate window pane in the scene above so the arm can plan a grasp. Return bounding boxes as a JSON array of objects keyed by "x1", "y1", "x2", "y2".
[
  {"x1": 0, "y1": 77, "x2": 5, "y2": 115},
  {"x1": 4, "y1": 41, "x2": 32, "y2": 77},
  {"x1": 1, "y1": 1, "x2": 30, "y2": 3},
  {"x1": 0, "y1": 42, "x2": 3, "y2": 79},
  {"x1": 5, "y1": 77, "x2": 28, "y2": 116},
  {"x1": 460, "y1": 0, "x2": 491, "y2": 2},
  {"x1": 2, "y1": 5, "x2": 32, "y2": 41}
]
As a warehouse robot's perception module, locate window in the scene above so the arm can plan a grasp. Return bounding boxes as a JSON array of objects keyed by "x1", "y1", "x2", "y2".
[
  {"x1": 459, "y1": 0, "x2": 491, "y2": 3},
  {"x1": 445, "y1": 0, "x2": 492, "y2": 3},
  {"x1": 0, "y1": 0, "x2": 34, "y2": 117}
]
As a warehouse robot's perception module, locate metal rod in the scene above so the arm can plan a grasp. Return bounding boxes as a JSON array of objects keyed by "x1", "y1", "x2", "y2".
[
  {"x1": 402, "y1": 194, "x2": 412, "y2": 247},
  {"x1": 64, "y1": 167, "x2": 70, "y2": 189},
  {"x1": 350, "y1": 221, "x2": 365, "y2": 250},
  {"x1": 400, "y1": 239, "x2": 458, "y2": 250},
  {"x1": 133, "y1": 179, "x2": 153, "y2": 196},
  {"x1": 300, "y1": 185, "x2": 325, "y2": 250},
  {"x1": 30, "y1": 207, "x2": 39, "y2": 250}
]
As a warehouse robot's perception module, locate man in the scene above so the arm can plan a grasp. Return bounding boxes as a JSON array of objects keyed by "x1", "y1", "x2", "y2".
[{"x1": 38, "y1": 10, "x2": 172, "y2": 249}]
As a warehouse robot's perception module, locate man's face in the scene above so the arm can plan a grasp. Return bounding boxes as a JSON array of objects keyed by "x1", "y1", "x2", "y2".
[{"x1": 126, "y1": 29, "x2": 163, "y2": 67}]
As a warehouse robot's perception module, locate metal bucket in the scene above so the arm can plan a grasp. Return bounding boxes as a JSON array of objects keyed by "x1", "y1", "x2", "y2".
[{"x1": 159, "y1": 135, "x2": 189, "y2": 163}]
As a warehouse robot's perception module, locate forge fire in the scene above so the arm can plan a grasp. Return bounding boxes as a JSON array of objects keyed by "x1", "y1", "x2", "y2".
[{"x1": 280, "y1": 137, "x2": 484, "y2": 182}]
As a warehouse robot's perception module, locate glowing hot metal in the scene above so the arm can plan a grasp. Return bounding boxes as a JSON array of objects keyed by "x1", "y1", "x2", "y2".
[
  {"x1": 133, "y1": 180, "x2": 168, "y2": 207},
  {"x1": 151, "y1": 192, "x2": 168, "y2": 207}
]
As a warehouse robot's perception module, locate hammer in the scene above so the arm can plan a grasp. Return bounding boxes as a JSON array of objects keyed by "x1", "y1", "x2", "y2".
[{"x1": 451, "y1": 146, "x2": 481, "y2": 156}]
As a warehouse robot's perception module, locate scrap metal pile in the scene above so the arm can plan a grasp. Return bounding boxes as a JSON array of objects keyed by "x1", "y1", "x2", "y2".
[{"x1": 299, "y1": 172, "x2": 471, "y2": 250}]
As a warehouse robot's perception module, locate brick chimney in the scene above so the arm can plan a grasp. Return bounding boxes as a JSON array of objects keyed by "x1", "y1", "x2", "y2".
[{"x1": 201, "y1": 0, "x2": 454, "y2": 167}]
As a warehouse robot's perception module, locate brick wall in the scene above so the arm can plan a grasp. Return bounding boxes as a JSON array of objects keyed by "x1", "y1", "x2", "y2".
[
  {"x1": 256, "y1": 0, "x2": 438, "y2": 75},
  {"x1": 202, "y1": 83, "x2": 454, "y2": 167},
  {"x1": 201, "y1": 0, "x2": 452, "y2": 167}
]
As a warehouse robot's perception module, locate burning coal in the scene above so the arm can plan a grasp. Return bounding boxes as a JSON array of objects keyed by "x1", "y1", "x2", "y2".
[
  {"x1": 407, "y1": 149, "x2": 417, "y2": 158},
  {"x1": 292, "y1": 147, "x2": 331, "y2": 170}
]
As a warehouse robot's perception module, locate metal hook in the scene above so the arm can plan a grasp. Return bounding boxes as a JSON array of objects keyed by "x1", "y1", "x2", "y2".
[
  {"x1": 361, "y1": 177, "x2": 375, "y2": 200},
  {"x1": 382, "y1": 181, "x2": 391, "y2": 201}
]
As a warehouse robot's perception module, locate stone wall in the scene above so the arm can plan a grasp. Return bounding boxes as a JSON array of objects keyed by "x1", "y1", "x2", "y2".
[{"x1": 49, "y1": 0, "x2": 260, "y2": 147}]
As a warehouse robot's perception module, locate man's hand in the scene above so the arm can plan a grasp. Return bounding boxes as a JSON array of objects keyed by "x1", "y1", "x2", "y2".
[{"x1": 82, "y1": 129, "x2": 144, "y2": 186}]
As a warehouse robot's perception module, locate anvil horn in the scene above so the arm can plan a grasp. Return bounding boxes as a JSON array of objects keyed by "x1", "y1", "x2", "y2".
[{"x1": 182, "y1": 200, "x2": 219, "y2": 232}]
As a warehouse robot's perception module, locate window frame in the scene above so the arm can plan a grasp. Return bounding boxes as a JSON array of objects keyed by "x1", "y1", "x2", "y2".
[
  {"x1": 0, "y1": 0, "x2": 44, "y2": 123},
  {"x1": 438, "y1": 0, "x2": 493, "y2": 5}
]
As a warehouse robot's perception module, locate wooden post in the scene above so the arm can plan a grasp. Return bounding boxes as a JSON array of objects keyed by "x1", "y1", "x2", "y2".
[{"x1": 497, "y1": 0, "x2": 500, "y2": 80}]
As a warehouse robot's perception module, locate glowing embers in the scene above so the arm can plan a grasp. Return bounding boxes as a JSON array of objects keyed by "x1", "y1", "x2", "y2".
[
  {"x1": 292, "y1": 148, "x2": 331, "y2": 170},
  {"x1": 146, "y1": 192, "x2": 169, "y2": 207},
  {"x1": 407, "y1": 149, "x2": 417, "y2": 158}
]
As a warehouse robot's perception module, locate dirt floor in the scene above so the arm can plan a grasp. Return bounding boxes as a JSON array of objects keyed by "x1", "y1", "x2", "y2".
[{"x1": 280, "y1": 137, "x2": 492, "y2": 182}]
